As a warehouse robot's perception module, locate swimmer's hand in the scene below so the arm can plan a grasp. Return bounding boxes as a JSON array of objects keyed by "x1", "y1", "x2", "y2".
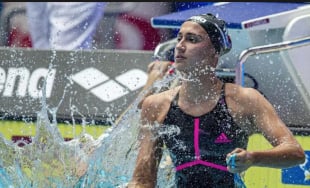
[
  {"x1": 226, "y1": 148, "x2": 253, "y2": 173},
  {"x1": 146, "y1": 60, "x2": 174, "y2": 85}
]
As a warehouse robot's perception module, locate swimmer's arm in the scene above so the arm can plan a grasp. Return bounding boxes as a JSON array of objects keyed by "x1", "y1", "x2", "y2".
[
  {"x1": 137, "y1": 61, "x2": 173, "y2": 109},
  {"x1": 129, "y1": 100, "x2": 163, "y2": 188},
  {"x1": 115, "y1": 61, "x2": 172, "y2": 126},
  {"x1": 228, "y1": 88, "x2": 305, "y2": 173}
]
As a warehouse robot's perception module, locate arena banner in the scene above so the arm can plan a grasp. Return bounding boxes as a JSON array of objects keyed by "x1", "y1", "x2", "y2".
[{"x1": 0, "y1": 47, "x2": 154, "y2": 124}]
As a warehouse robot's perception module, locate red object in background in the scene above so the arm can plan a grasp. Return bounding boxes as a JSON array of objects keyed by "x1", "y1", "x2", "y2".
[
  {"x1": 114, "y1": 14, "x2": 162, "y2": 50},
  {"x1": 7, "y1": 14, "x2": 162, "y2": 50},
  {"x1": 3, "y1": 2, "x2": 171, "y2": 50},
  {"x1": 8, "y1": 27, "x2": 32, "y2": 47}
]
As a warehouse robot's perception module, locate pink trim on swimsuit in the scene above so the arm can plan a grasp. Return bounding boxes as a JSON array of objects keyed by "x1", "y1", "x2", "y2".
[
  {"x1": 194, "y1": 118, "x2": 200, "y2": 159},
  {"x1": 175, "y1": 117, "x2": 228, "y2": 172}
]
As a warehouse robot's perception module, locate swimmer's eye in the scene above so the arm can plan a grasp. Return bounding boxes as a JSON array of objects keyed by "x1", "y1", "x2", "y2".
[
  {"x1": 176, "y1": 34, "x2": 203, "y2": 43},
  {"x1": 176, "y1": 35, "x2": 182, "y2": 42},
  {"x1": 186, "y1": 34, "x2": 203, "y2": 43}
]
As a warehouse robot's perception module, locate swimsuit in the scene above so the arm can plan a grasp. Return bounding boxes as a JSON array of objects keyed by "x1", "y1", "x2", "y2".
[{"x1": 161, "y1": 84, "x2": 249, "y2": 187}]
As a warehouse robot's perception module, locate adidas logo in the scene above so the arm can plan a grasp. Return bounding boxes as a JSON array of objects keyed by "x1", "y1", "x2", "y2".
[
  {"x1": 214, "y1": 133, "x2": 232, "y2": 143},
  {"x1": 71, "y1": 67, "x2": 148, "y2": 102}
]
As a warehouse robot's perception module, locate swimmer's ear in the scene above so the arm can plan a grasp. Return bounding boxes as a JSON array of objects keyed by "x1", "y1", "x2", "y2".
[
  {"x1": 212, "y1": 53, "x2": 220, "y2": 68},
  {"x1": 214, "y1": 52, "x2": 220, "y2": 58},
  {"x1": 213, "y1": 50, "x2": 220, "y2": 61},
  {"x1": 209, "y1": 45, "x2": 219, "y2": 59}
]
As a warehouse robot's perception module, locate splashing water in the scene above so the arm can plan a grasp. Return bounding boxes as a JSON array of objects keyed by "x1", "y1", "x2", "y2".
[
  {"x1": 0, "y1": 64, "x2": 180, "y2": 187},
  {"x1": 0, "y1": 63, "x2": 98, "y2": 187},
  {"x1": 77, "y1": 69, "x2": 181, "y2": 187}
]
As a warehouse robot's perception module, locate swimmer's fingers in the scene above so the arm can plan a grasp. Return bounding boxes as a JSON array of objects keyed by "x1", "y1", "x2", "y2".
[
  {"x1": 226, "y1": 148, "x2": 243, "y2": 163},
  {"x1": 148, "y1": 61, "x2": 173, "y2": 75},
  {"x1": 227, "y1": 162, "x2": 249, "y2": 173},
  {"x1": 226, "y1": 148, "x2": 252, "y2": 173},
  {"x1": 147, "y1": 61, "x2": 156, "y2": 73}
]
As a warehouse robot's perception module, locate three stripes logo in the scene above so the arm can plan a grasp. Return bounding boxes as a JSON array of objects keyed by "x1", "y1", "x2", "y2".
[
  {"x1": 71, "y1": 67, "x2": 148, "y2": 102},
  {"x1": 214, "y1": 133, "x2": 232, "y2": 143}
]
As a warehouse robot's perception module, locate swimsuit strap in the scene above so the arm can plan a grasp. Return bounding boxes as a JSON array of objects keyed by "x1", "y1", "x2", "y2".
[
  {"x1": 220, "y1": 83, "x2": 226, "y2": 98},
  {"x1": 218, "y1": 83, "x2": 228, "y2": 107},
  {"x1": 172, "y1": 89, "x2": 180, "y2": 106}
]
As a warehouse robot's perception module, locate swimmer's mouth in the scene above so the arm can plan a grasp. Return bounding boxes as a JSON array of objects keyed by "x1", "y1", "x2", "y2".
[{"x1": 175, "y1": 55, "x2": 186, "y2": 60}]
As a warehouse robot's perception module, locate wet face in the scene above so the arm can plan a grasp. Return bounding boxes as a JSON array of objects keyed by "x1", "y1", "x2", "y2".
[{"x1": 174, "y1": 21, "x2": 218, "y2": 75}]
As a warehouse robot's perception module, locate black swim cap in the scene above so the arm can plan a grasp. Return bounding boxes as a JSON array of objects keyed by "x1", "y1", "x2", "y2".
[{"x1": 186, "y1": 13, "x2": 232, "y2": 56}]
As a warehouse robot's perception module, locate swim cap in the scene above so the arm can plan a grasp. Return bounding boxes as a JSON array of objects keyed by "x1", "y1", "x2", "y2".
[{"x1": 186, "y1": 13, "x2": 232, "y2": 56}]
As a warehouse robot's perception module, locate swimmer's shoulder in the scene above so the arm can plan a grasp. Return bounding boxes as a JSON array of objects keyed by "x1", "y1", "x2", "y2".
[
  {"x1": 142, "y1": 86, "x2": 181, "y2": 107},
  {"x1": 140, "y1": 86, "x2": 180, "y2": 123},
  {"x1": 225, "y1": 83, "x2": 263, "y2": 101},
  {"x1": 225, "y1": 83, "x2": 266, "y2": 115}
]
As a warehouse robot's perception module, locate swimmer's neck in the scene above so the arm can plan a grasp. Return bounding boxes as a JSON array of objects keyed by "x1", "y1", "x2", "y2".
[{"x1": 179, "y1": 78, "x2": 223, "y2": 104}]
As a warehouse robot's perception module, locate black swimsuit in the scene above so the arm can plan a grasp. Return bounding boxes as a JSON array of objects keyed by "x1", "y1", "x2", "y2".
[{"x1": 161, "y1": 84, "x2": 249, "y2": 188}]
